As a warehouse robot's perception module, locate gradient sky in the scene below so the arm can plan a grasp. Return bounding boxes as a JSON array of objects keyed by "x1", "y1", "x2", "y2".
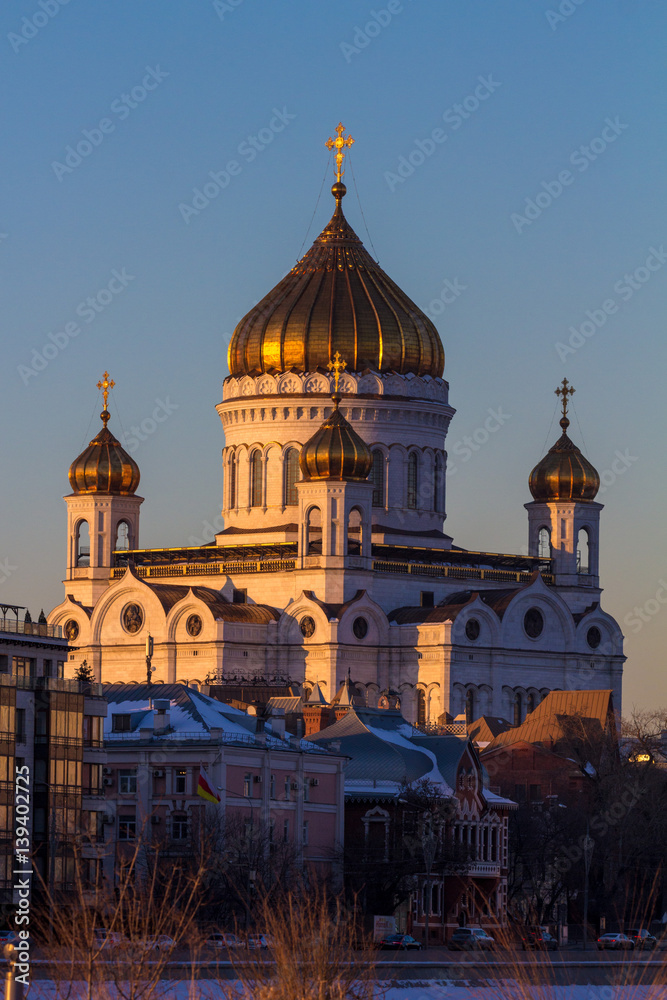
[{"x1": 1, "y1": 0, "x2": 666, "y2": 712}]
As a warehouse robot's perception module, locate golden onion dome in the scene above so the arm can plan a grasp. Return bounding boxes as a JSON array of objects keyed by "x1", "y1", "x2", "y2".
[
  {"x1": 300, "y1": 397, "x2": 372, "y2": 481},
  {"x1": 68, "y1": 409, "x2": 140, "y2": 496},
  {"x1": 529, "y1": 416, "x2": 599, "y2": 502},
  {"x1": 228, "y1": 181, "x2": 444, "y2": 378}
]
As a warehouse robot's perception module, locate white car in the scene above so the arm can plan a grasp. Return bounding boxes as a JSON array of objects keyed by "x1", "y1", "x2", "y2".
[
  {"x1": 137, "y1": 935, "x2": 177, "y2": 952},
  {"x1": 206, "y1": 932, "x2": 244, "y2": 949}
]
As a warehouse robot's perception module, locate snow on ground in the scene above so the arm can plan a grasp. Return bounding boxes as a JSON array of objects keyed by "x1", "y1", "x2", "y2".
[{"x1": 22, "y1": 982, "x2": 667, "y2": 999}]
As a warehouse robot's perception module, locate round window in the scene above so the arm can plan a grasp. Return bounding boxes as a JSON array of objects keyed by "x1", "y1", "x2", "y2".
[
  {"x1": 64, "y1": 619, "x2": 79, "y2": 641},
  {"x1": 587, "y1": 626, "x2": 602, "y2": 649},
  {"x1": 465, "y1": 618, "x2": 480, "y2": 641},
  {"x1": 523, "y1": 607, "x2": 544, "y2": 639},
  {"x1": 352, "y1": 617, "x2": 368, "y2": 640},
  {"x1": 122, "y1": 603, "x2": 144, "y2": 634},
  {"x1": 300, "y1": 616, "x2": 316, "y2": 638},
  {"x1": 186, "y1": 614, "x2": 203, "y2": 637}
]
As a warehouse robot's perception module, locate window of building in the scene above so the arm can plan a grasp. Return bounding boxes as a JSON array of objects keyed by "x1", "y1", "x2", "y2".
[
  {"x1": 514, "y1": 784, "x2": 526, "y2": 801},
  {"x1": 347, "y1": 507, "x2": 362, "y2": 556},
  {"x1": 118, "y1": 814, "x2": 136, "y2": 840},
  {"x1": 13, "y1": 658, "x2": 36, "y2": 681},
  {"x1": 112, "y1": 714, "x2": 131, "y2": 733},
  {"x1": 15, "y1": 709, "x2": 26, "y2": 744},
  {"x1": 284, "y1": 448, "x2": 300, "y2": 506},
  {"x1": 434, "y1": 454, "x2": 445, "y2": 513},
  {"x1": 83, "y1": 762, "x2": 102, "y2": 795},
  {"x1": 538, "y1": 527, "x2": 551, "y2": 559},
  {"x1": 303, "y1": 779, "x2": 310, "y2": 802},
  {"x1": 228, "y1": 452, "x2": 237, "y2": 508},
  {"x1": 34, "y1": 759, "x2": 47, "y2": 784},
  {"x1": 513, "y1": 693, "x2": 523, "y2": 728},
  {"x1": 35, "y1": 710, "x2": 47, "y2": 737},
  {"x1": 407, "y1": 453, "x2": 418, "y2": 509},
  {"x1": 420, "y1": 591, "x2": 434, "y2": 608},
  {"x1": 43, "y1": 659, "x2": 53, "y2": 678},
  {"x1": 465, "y1": 689, "x2": 475, "y2": 726},
  {"x1": 56, "y1": 661, "x2": 64, "y2": 678},
  {"x1": 83, "y1": 716, "x2": 102, "y2": 746},
  {"x1": 283, "y1": 818, "x2": 290, "y2": 842},
  {"x1": 577, "y1": 527, "x2": 590, "y2": 574},
  {"x1": 370, "y1": 450, "x2": 385, "y2": 507},
  {"x1": 76, "y1": 520, "x2": 90, "y2": 567},
  {"x1": 119, "y1": 769, "x2": 137, "y2": 794},
  {"x1": 115, "y1": 521, "x2": 130, "y2": 551},
  {"x1": 172, "y1": 813, "x2": 188, "y2": 840},
  {"x1": 302, "y1": 820, "x2": 309, "y2": 845},
  {"x1": 284, "y1": 777, "x2": 291, "y2": 801},
  {"x1": 270, "y1": 774, "x2": 276, "y2": 799},
  {"x1": 0, "y1": 655, "x2": 8, "y2": 674},
  {"x1": 306, "y1": 506, "x2": 322, "y2": 555},
  {"x1": 416, "y1": 689, "x2": 426, "y2": 727},
  {"x1": 250, "y1": 450, "x2": 263, "y2": 507},
  {"x1": 232, "y1": 589, "x2": 247, "y2": 604},
  {"x1": 529, "y1": 784, "x2": 542, "y2": 802},
  {"x1": 175, "y1": 769, "x2": 187, "y2": 794},
  {"x1": 243, "y1": 773, "x2": 253, "y2": 798}
]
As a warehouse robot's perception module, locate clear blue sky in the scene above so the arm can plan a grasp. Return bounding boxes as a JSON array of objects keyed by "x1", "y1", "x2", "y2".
[{"x1": 1, "y1": 0, "x2": 666, "y2": 711}]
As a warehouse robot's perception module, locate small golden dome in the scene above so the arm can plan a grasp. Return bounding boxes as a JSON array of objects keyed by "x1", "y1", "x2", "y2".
[
  {"x1": 300, "y1": 399, "x2": 372, "y2": 481},
  {"x1": 529, "y1": 417, "x2": 599, "y2": 502},
  {"x1": 228, "y1": 182, "x2": 444, "y2": 379},
  {"x1": 68, "y1": 410, "x2": 140, "y2": 496}
]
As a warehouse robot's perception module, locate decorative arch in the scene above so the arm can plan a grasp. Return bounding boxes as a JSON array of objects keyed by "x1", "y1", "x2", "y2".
[
  {"x1": 306, "y1": 506, "x2": 322, "y2": 555},
  {"x1": 115, "y1": 520, "x2": 131, "y2": 551},
  {"x1": 347, "y1": 507, "x2": 363, "y2": 556},
  {"x1": 538, "y1": 526, "x2": 551, "y2": 559},
  {"x1": 250, "y1": 450, "x2": 263, "y2": 507},
  {"x1": 577, "y1": 526, "x2": 590, "y2": 574}
]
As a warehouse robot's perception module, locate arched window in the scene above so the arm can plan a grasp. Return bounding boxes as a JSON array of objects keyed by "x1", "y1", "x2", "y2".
[
  {"x1": 538, "y1": 527, "x2": 551, "y2": 559},
  {"x1": 347, "y1": 508, "x2": 362, "y2": 555},
  {"x1": 526, "y1": 692, "x2": 535, "y2": 715},
  {"x1": 434, "y1": 454, "x2": 445, "y2": 513},
  {"x1": 465, "y1": 688, "x2": 475, "y2": 725},
  {"x1": 407, "y1": 453, "x2": 418, "y2": 509},
  {"x1": 306, "y1": 506, "x2": 322, "y2": 555},
  {"x1": 513, "y1": 692, "x2": 523, "y2": 728},
  {"x1": 76, "y1": 521, "x2": 90, "y2": 567},
  {"x1": 115, "y1": 521, "x2": 130, "y2": 551},
  {"x1": 250, "y1": 450, "x2": 263, "y2": 508},
  {"x1": 228, "y1": 453, "x2": 236, "y2": 509},
  {"x1": 370, "y1": 450, "x2": 385, "y2": 507},
  {"x1": 577, "y1": 527, "x2": 589, "y2": 574},
  {"x1": 416, "y1": 689, "x2": 426, "y2": 726},
  {"x1": 284, "y1": 448, "x2": 299, "y2": 506}
]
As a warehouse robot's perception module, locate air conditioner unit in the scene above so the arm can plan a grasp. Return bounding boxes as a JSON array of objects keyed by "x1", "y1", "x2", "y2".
[
  {"x1": 103, "y1": 814, "x2": 114, "y2": 825},
  {"x1": 102, "y1": 767, "x2": 112, "y2": 776},
  {"x1": 310, "y1": 778, "x2": 319, "y2": 787},
  {"x1": 151, "y1": 815, "x2": 161, "y2": 825},
  {"x1": 253, "y1": 775, "x2": 262, "y2": 783},
  {"x1": 153, "y1": 769, "x2": 165, "y2": 778},
  {"x1": 290, "y1": 782, "x2": 298, "y2": 790},
  {"x1": 103, "y1": 777, "x2": 114, "y2": 787}
]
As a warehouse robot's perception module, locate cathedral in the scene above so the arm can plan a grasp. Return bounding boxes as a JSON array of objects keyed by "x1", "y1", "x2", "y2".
[{"x1": 48, "y1": 126, "x2": 625, "y2": 726}]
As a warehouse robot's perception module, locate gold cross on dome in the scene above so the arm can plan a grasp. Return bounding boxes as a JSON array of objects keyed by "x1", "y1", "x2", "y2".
[
  {"x1": 327, "y1": 352, "x2": 347, "y2": 395},
  {"x1": 555, "y1": 377, "x2": 575, "y2": 419},
  {"x1": 325, "y1": 123, "x2": 354, "y2": 183},
  {"x1": 97, "y1": 371, "x2": 115, "y2": 410}
]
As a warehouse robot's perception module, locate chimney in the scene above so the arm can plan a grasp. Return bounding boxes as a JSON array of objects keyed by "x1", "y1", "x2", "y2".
[
  {"x1": 270, "y1": 706, "x2": 285, "y2": 740},
  {"x1": 153, "y1": 700, "x2": 170, "y2": 733}
]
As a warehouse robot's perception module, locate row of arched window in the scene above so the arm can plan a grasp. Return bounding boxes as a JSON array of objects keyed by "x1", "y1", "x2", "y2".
[
  {"x1": 226, "y1": 447, "x2": 446, "y2": 512},
  {"x1": 74, "y1": 519, "x2": 130, "y2": 567},
  {"x1": 538, "y1": 525, "x2": 591, "y2": 573}
]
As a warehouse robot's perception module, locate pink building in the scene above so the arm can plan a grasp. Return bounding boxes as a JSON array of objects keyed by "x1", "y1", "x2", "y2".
[{"x1": 101, "y1": 682, "x2": 346, "y2": 886}]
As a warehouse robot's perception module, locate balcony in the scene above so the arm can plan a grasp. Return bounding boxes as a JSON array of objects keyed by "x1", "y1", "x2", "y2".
[
  {"x1": 0, "y1": 617, "x2": 63, "y2": 639},
  {"x1": 466, "y1": 861, "x2": 501, "y2": 877}
]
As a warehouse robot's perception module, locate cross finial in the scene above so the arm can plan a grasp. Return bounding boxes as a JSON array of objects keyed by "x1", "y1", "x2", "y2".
[
  {"x1": 325, "y1": 123, "x2": 354, "y2": 183},
  {"x1": 327, "y1": 351, "x2": 346, "y2": 398},
  {"x1": 555, "y1": 378, "x2": 575, "y2": 423},
  {"x1": 97, "y1": 371, "x2": 115, "y2": 426}
]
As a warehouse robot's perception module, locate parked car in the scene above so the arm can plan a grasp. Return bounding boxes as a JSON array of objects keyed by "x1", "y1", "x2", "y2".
[
  {"x1": 627, "y1": 929, "x2": 657, "y2": 950},
  {"x1": 247, "y1": 934, "x2": 269, "y2": 950},
  {"x1": 206, "y1": 932, "x2": 244, "y2": 950},
  {"x1": 137, "y1": 934, "x2": 178, "y2": 952},
  {"x1": 597, "y1": 933, "x2": 634, "y2": 951},
  {"x1": 521, "y1": 927, "x2": 558, "y2": 951},
  {"x1": 0, "y1": 931, "x2": 20, "y2": 949},
  {"x1": 448, "y1": 927, "x2": 495, "y2": 951},
  {"x1": 93, "y1": 929, "x2": 127, "y2": 951},
  {"x1": 379, "y1": 933, "x2": 422, "y2": 950}
]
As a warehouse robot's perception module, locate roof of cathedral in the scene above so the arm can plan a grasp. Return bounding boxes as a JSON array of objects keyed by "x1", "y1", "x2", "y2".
[
  {"x1": 467, "y1": 715, "x2": 514, "y2": 746},
  {"x1": 143, "y1": 582, "x2": 280, "y2": 622},
  {"x1": 305, "y1": 682, "x2": 329, "y2": 705},
  {"x1": 227, "y1": 180, "x2": 445, "y2": 378},
  {"x1": 299, "y1": 396, "x2": 372, "y2": 481},
  {"x1": 484, "y1": 689, "x2": 615, "y2": 752},
  {"x1": 302, "y1": 589, "x2": 366, "y2": 621},
  {"x1": 529, "y1": 382, "x2": 600, "y2": 502},
  {"x1": 68, "y1": 408, "x2": 140, "y2": 496},
  {"x1": 388, "y1": 587, "x2": 522, "y2": 625}
]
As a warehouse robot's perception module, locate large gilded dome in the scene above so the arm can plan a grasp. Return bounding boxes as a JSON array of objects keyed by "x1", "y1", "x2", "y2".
[
  {"x1": 68, "y1": 410, "x2": 140, "y2": 496},
  {"x1": 529, "y1": 417, "x2": 599, "y2": 502},
  {"x1": 300, "y1": 398, "x2": 372, "y2": 481},
  {"x1": 227, "y1": 182, "x2": 444, "y2": 378}
]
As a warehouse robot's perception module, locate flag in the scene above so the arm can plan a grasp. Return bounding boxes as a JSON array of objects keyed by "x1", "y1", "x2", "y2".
[{"x1": 197, "y1": 766, "x2": 221, "y2": 803}]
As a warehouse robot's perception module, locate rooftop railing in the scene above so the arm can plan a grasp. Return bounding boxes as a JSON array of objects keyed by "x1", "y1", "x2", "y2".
[{"x1": 0, "y1": 617, "x2": 63, "y2": 639}]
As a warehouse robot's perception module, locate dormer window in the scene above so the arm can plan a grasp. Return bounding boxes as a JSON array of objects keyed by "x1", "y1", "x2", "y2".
[{"x1": 112, "y1": 714, "x2": 132, "y2": 733}]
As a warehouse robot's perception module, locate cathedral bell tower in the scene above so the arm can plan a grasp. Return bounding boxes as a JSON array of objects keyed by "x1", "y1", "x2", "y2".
[
  {"x1": 525, "y1": 380, "x2": 602, "y2": 605},
  {"x1": 296, "y1": 354, "x2": 373, "y2": 602},
  {"x1": 64, "y1": 372, "x2": 143, "y2": 606}
]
